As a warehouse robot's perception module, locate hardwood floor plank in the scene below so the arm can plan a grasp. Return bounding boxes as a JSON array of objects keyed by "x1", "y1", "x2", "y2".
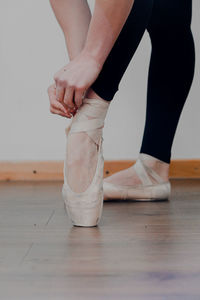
[{"x1": 0, "y1": 179, "x2": 200, "y2": 299}]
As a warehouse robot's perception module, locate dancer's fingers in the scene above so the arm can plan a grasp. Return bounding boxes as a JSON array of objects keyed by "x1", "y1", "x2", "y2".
[
  {"x1": 48, "y1": 84, "x2": 71, "y2": 116},
  {"x1": 50, "y1": 106, "x2": 72, "y2": 118},
  {"x1": 55, "y1": 85, "x2": 65, "y2": 102},
  {"x1": 47, "y1": 83, "x2": 65, "y2": 108},
  {"x1": 51, "y1": 101, "x2": 68, "y2": 115},
  {"x1": 74, "y1": 88, "x2": 86, "y2": 108},
  {"x1": 63, "y1": 86, "x2": 76, "y2": 109}
]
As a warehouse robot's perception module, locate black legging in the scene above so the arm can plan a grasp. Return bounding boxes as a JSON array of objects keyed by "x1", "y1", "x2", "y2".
[{"x1": 91, "y1": 0, "x2": 195, "y2": 164}]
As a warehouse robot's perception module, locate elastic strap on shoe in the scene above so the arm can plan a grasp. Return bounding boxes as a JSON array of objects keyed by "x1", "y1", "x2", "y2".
[
  {"x1": 142, "y1": 164, "x2": 165, "y2": 184},
  {"x1": 139, "y1": 153, "x2": 166, "y2": 184},
  {"x1": 133, "y1": 159, "x2": 153, "y2": 186}
]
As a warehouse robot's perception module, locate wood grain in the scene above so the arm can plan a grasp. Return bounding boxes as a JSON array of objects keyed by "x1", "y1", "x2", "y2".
[{"x1": 0, "y1": 179, "x2": 200, "y2": 299}]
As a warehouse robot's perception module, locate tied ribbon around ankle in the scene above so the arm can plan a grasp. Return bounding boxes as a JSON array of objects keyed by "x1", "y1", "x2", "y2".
[
  {"x1": 65, "y1": 98, "x2": 109, "y2": 146},
  {"x1": 133, "y1": 157, "x2": 166, "y2": 186}
]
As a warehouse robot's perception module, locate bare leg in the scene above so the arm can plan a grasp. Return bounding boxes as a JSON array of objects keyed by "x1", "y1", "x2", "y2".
[{"x1": 104, "y1": 0, "x2": 194, "y2": 186}]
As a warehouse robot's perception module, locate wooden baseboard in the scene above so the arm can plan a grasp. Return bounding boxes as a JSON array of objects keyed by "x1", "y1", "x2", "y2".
[{"x1": 0, "y1": 160, "x2": 200, "y2": 181}]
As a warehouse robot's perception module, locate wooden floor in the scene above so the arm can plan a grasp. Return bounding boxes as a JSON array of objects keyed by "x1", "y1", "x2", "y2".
[{"x1": 0, "y1": 179, "x2": 200, "y2": 300}]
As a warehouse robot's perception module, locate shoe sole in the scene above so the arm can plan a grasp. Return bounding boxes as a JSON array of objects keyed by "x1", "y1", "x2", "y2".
[{"x1": 104, "y1": 196, "x2": 169, "y2": 201}]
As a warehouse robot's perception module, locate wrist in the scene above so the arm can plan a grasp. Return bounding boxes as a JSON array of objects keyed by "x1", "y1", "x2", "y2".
[{"x1": 81, "y1": 47, "x2": 104, "y2": 71}]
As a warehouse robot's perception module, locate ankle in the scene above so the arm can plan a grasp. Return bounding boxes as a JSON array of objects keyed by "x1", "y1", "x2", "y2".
[
  {"x1": 149, "y1": 162, "x2": 169, "y2": 182},
  {"x1": 139, "y1": 153, "x2": 169, "y2": 181}
]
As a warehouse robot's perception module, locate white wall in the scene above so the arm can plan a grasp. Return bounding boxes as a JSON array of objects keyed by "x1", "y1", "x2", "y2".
[{"x1": 0, "y1": 0, "x2": 199, "y2": 161}]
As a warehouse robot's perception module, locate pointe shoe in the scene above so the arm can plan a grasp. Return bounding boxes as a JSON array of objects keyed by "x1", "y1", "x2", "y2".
[
  {"x1": 62, "y1": 97, "x2": 110, "y2": 227},
  {"x1": 103, "y1": 153, "x2": 171, "y2": 201}
]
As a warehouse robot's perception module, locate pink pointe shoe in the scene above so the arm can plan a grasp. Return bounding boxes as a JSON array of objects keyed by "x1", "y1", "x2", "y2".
[
  {"x1": 103, "y1": 153, "x2": 171, "y2": 201},
  {"x1": 62, "y1": 97, "x2": 110, "y2": 227}
]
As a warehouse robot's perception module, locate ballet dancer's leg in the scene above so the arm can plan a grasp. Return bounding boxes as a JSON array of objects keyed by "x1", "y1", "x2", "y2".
[
  {"x1": 140, "y1": 0, "x2": 195, "y2": 163},
  {"x1": 101, "y1": 0, "x2": 195, "y2": 190}
]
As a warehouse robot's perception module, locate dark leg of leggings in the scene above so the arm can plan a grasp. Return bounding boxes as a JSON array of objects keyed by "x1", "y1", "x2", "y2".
[
  {"x1": 91, "y1": 0, "x2": 154, "y2": 101},
  {"x1": 139, "y1": 0, "x2": 195, "y2": 163}
]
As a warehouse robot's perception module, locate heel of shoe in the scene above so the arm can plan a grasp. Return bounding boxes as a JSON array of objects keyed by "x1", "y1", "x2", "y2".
[{"x1": 150, "y1": 181, "x2": 171, "y2": 200}]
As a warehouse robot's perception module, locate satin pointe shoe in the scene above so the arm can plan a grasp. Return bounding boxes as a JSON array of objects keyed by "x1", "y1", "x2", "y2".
[
  {"x1": 62, "y1": 97, "x2": 110, "y2": 227},
  {"x1": 103, "y1": 153, "x2": 171, "y2": 201}
]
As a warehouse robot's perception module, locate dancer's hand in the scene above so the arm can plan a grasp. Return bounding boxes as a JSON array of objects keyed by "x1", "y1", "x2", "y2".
[
  {"x1": 47, "y1": 83, "x2": 77, "y2": 118},
  {"x1": 53, "y1": 50, "x2": 102, "y2": 109}
]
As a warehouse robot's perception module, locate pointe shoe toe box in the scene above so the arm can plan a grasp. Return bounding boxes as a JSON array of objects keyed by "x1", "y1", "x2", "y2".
[{"x1": 62, "y1": 181, "x2": 104, "y2": 227}]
